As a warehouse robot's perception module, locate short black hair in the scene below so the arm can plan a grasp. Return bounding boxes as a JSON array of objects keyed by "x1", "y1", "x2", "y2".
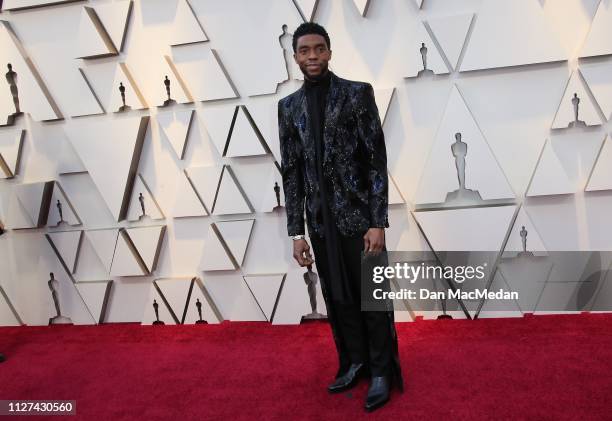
[{"x1": 292, "y1": 22, "x2": 331, "y2": 53}]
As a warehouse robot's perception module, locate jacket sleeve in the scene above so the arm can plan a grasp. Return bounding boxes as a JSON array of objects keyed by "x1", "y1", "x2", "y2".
[
  {"x1": 278, "y1": 99, "x2": 306, "y2": 236},
  {"x1": 356, "y1": 83, "x2": 390, "y2": 229}
]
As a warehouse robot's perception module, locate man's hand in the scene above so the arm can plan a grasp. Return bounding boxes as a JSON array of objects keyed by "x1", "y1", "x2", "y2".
[
  {"x1": 293, "y1": 239, "x2": 314, "y2": 267},
  {"x1": 363, "y1": 228, "x2": 385, "y2": 255}
]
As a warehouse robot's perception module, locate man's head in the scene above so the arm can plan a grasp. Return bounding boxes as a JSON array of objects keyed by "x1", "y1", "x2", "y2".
[{"x1": 292, "y1": 22, "x2": 332, "y2": 80}]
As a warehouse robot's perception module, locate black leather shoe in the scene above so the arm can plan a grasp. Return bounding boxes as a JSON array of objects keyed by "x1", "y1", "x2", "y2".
[
  {"x1": 327, "y1": 363, "x2": 368, "y2": 393},
  {"x1": 364, "y1": 376, "x2": 390, "y2": 412}
]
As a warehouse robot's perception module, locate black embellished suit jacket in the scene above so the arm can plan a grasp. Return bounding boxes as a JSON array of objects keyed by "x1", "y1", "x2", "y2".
[{"x1": 278, "y1": 71, "x2": 389, "y2": 238}]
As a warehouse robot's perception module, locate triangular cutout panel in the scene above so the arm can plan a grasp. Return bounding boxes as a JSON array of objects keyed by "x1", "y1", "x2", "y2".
[
  {"x1": 0, "y1": 21, "x2": 61, "y2": 121},
  {"x1": 580, "y1": 0, "x2": 612, "y2": 59},
  {"x1": 111, "y1": 63, "x2": 148, "y2": 112},
  {"x1": 170, "y1": 0, "x2": 208, "y2": 46},
  {"x1": 586, "y1": 135, "x2": 612, "y2": 192},
  {"x1": 2, "y1": 0, "x2": 81, "y2": 11},
  {"x1": 142, "y1": 286, "x2": 176, "y2": 325},
  {"x1": 84, "y1": 229, "x2": 119, "y2": 274},
  {"x1": 414, "y1": 205, "x2": 517, "y2": 251},
  {"x1": 215, "y1": 219, "x2": 254, "y2": 267},
  {"x1": 293, "y1": 0, "x2": 318, "y2": 21},
  {"x1": 413, "y1": 0, "x2": 424, "y2": 8},
  {"x1": 580, "y1": 61, "x2": 612, "y2": 121},
  {"x1": 0, "y1": 129, "x2": 24, "y2": 179},
  {"x1": 244, "y1": 274, "x2": 283, "y2": 321},
  {"x1": 414, "y1": 86, "x2": 515, "y2": 205},
  {"x1": 94, "y1": 0, "x2": 133, "y2": 53},
  {"x1": 14, "y1": 181, "x2": 53, "y2": 228},
  {"x1": 0, "y1": 290, "x2": 20, "y2": 326},
  {"x1": 46, "y1": 230, "x2": 83, "y2": 274},
  {"x1": 388, "y1": 172, "x2": 406, "y2": 205},
  {"x1": 173, "y1": 172, "x2": 208, "y2": 218},
  {"x1": 48, "y1": 182, "x2": 81, "y2": 227},
  {"x1": 58, "y1": 131, "x2": 87, "y2": 175},
  {"x1": 64, "y1": 115, "x2": 149, "y2": 221},
  {"x1": 155, "y1": 277, "x2": 194, "y2": 324},
  {"x1": 124, "y1": 226, "x2": 166, "y2": 274},
  {"x1": 127, "y1": 174, "x2": 164, "y2": 221},
  {"x1": 352, "y1": 0, "x2": 371, "y2": 17},
  {"x1": 225, "y1": 106, "x2": 267, "y2": 157},
  {"x1": 551, "y1": 70, "x2": 601, "y2": 129},
  {"x1": 110, "y1": 231, "x2": 147, "y2": 277},
  {"x1": 504, "y1": 207, "x2": 547, "y2": 254},
  {"x1": 373, "y1": 87, "x2": 394, "y2": 125},
  {"x1": 148, "y1": 57, "x2": 192, "y2": 107},
  {"x1": 184, "y1": 278, "x2": 222, "y2": 324},
  {"x1": 528, "y1": 133, "x2": 603, "y2": 196},
  {"x1": 75, "y1": 281, "x2": 111, "y2": 324},
  {"x1": 186, "y1": 165, "x2": 223, "y2": 212},
  {"x1": 461, "y1": 0, "x2": 566, "y2": 71},
  {"x1": 172, "y1": 47, "x2": 238, "y2": 101},
  {"x1": 426, "y1": 13, "x2": 473, "y2": 71},
  {"x1": 213, "y1": 167, "x2": 252, "y2": 215},
  {"x1": 199, "y1": 224, "x2": 236, "y2": 271},
  {"x1": 200, "y1": 105, "x2": 236, "y2": 157},
  {"x1": 405, "y1": 21, "x2": 448, "y2": 77},
  {"x1": 272, "y1": 269, "x2": 326, "y2": 324},
  {"x1": 76, "y1": 7, "x2": 116, "y2": 59},
  {"x1": 157, "y1": 109, "x2": 194, "y2": 160}
]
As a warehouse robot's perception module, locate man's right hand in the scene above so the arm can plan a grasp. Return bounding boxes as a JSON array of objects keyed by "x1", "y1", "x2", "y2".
[{"x1": 293, "y1": 239, "x2": 314, "y2": 267}]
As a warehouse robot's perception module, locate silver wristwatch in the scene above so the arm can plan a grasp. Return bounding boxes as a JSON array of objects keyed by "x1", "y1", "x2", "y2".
[{"x1": 292, "y1": 234, "x2": 305, "y2": 241}]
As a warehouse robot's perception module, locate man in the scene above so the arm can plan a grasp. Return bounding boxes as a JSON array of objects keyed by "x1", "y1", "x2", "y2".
[{"x1": 278, "y1": 22, "x2": 403, "y2": 412}]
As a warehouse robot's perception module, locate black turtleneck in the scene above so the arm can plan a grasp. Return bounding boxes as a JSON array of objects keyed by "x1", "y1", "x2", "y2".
[{"x1": 303, "y1": 70, "x2": 355, "y2": 304}]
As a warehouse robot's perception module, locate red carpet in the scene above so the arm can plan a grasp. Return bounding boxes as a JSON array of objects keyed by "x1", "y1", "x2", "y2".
[{"x1": 1, "y1": 314, "x2": 612, "y2": 420}]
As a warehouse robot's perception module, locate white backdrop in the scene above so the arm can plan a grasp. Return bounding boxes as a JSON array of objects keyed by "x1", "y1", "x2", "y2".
[{"x1": 2, "y1": 0, "x2": 612, "y2": 326}]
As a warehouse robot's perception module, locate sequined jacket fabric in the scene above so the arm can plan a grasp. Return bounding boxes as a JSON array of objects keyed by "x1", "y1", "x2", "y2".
[{"x1": 278, "y1": 71, "x2": 389, "y2": 238}]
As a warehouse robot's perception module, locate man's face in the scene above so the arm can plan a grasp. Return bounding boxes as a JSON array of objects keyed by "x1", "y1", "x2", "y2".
[{"x1": 294, "y1": 34, "x2": 332, "y2": 79}]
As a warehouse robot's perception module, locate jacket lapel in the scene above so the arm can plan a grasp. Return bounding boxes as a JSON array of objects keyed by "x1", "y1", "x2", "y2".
[
  {"x1": 291, "y1": 71, "x2": 347, "y2": 172},
  {"x1": 322, "y1": 72, "x2": 347, "y2": 172}
]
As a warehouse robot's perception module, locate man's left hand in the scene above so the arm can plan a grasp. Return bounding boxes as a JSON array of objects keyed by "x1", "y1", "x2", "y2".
[{"x1": 363, "y1": 228, "x2": 385, "y2": 255}]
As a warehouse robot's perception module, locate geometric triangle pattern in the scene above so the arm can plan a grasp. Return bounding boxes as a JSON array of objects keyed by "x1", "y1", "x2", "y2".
[
  {"x1": 404, "y1": 21, "x2": 448, "y2": 77},
  {"x1": 551, "y1": 70, "x2": 601, "y2": 129},
  {"x1": 46, "y1": 230, "x2": 83, "y2": 274},
  {"x1": 47, "y1": 182, "x2": 82, "y2": 227},
  {"x1": 75, "y1": 280, "x2": 112, "y2": 324},
  {"x1": 213, "y1": 166, "x2": 253, "y2": 215},
  {"x1": 76, "y1": 6, "x2": 117, "y2": 59},
  {"x1": 460, "y1": 0, "x2": 566, "y2": 72},
  {"x1": 173, "y1": 171, "x2": 209, "y2": 218},
  {"x1": 169, "y1": 0, "x2": 208, "y2": 47},
  {"x1": 154, "y1": 277, "x2": 194, "y2": 324},
  {"x1": 244, "y1": 274, "x2": 284, "y2": 321},
  {"x1": 185, "y1": 165, "x2": 223, "y2": 213},
  {"x1": 351, "y1": 0, "x2": 371, "y2": 17},
  {"x1": 586, "y1": 135, "x2": 612, "y2": 192},
  {"x1": 414, "y1": 85, "x2": 515, "y2": 205},
  {"x1": 64, "y1": 115, "x2": 149, "y2": 221},
  {"x1": 184, "y1": 277, "x2": 223, "y2": 324},
  {"x1": 225, "y1": 106, "x2": 267, "y2": 158},
  {"x1": 528, "y1": 133, "x2": 604, "y2": 197},
  {"x1": 124, "y1": 226, "x2": 166, "y2": 274},
  {"x1": 580, "y1": 0, "x2": 612, "y2": 59},
  {"x1": 127, "y1": 174, "x2": 165, "y2": 222},
  {"x1": 426, "y1": 13, "x2": 473, "y2": 71},
  {"x1": 293, "y1": 0, "x2": 319, "y2": 21},
  {"x1": 0, "y1": 129, "x2": 24, "y2": 179},
  {"x1": 84, "y1": 229, "x2": 119, "y2": 275},
  {"x1": 580, "y1": 61, "x2": 612, "y2": 122},
  {"x1": 93, "y1": 0, "x2": 133, "y2": 53},
  {"x1": 215, "y1": 219, "x2": 254, "y2": 267},
  {"x1": 157, "y1": 109, "x2": 194, "y2": 160},
  {"x1": 199, "y1": 223, "x2": 236, "y2": 271},
  {"x1": 142, "y1": 285, "x2": 177, "y2": 325}
]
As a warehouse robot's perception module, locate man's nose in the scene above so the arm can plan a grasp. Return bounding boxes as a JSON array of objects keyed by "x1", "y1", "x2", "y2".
[{"x1": 307, "y1": 49, "x2": 318, "y2": 59}]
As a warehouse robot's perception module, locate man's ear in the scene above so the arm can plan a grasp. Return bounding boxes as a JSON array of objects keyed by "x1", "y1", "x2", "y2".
[
  {"x1": 293, "y1": 53, "x2": 297, "y2": 63},
  {"x1": 328, "y1": 49, "x2": 332, "y2": 60}
]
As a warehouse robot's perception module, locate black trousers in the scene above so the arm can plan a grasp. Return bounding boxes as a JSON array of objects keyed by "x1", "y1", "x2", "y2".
[{"x1": 310, "y1": 231, "x2": 396, "y2": 378}]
